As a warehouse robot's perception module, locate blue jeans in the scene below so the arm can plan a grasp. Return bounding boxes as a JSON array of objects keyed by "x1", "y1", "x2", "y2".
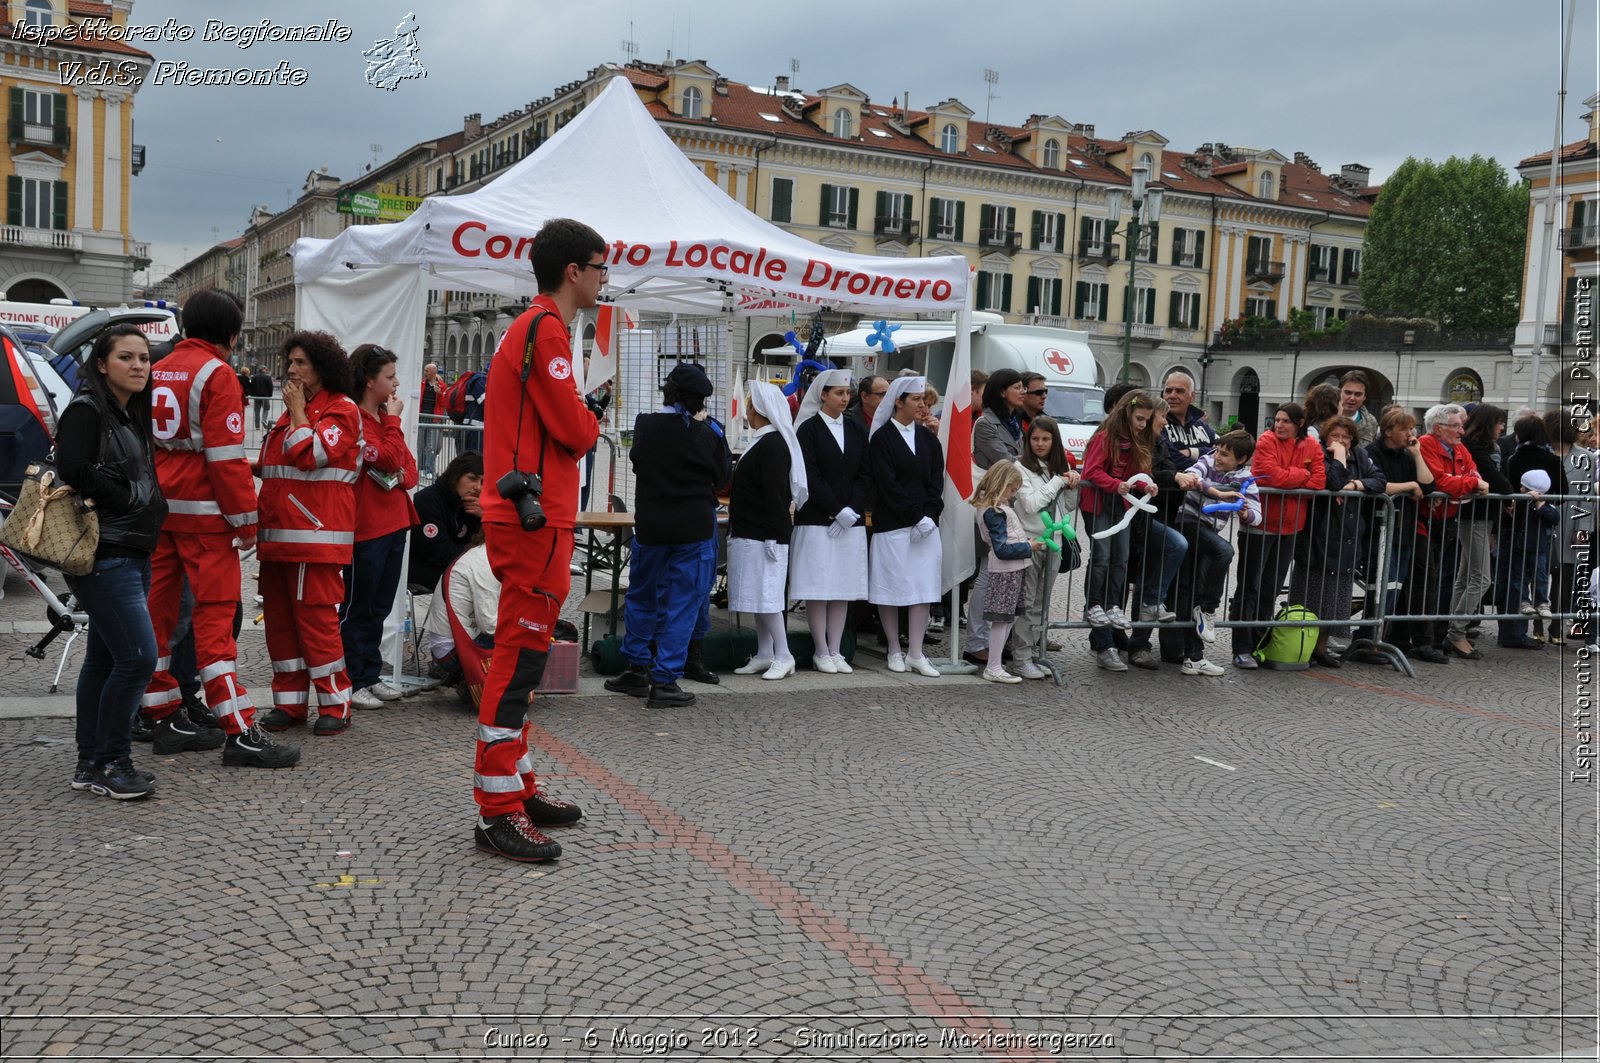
[
  {"x1": 622, "y1": 538, "x2": 716, "y2": 683},
  {"x1": 1137, "y1": 519, "x2": 1188, "y2": 608},
  {"x1": 1083, "y1": 506, "x2": 1129, "y2": 652},
  {"x1": 65, "y1": 555, "x2": 156, "y2": 766},
  {"x1": 339, "y1": 529, "x2": 408, "y2": 690}
]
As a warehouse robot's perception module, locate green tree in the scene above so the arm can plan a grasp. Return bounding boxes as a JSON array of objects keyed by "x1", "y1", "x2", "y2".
[{"x1": 1359, "y1": 155, "x2": 1528, "y2": 330}]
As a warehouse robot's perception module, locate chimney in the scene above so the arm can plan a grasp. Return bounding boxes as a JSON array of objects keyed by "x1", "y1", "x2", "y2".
[
  {"x1": 464, "y1": 112, "x2": 482, "y2": 140},
  {"x1": 1339, "y1": 162, "x2": 1370, "y2": 187},
  {"x1": 1294, "y1": 151, "x2": 1320, "y2": 172},
  {"x1": 774, "y1": 74, "x2": 789, "y2": 92}
]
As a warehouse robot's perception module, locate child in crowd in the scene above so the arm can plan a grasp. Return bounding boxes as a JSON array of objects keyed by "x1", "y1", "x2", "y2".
[
  {"x1": 970, "y1": 462, "x2": 1040, "y2": 684},
  {"x1": 1172, "y1": 429, "x2": 1262, "y2": 674},
  {"x1": 1509, "y1": 468, "x2": 1560, "y2": 622},
  {"x1": 1079, "y1": 391, "x2": 1159, "y2": 672},
  {"x1": 1011, "y1": 415, "x2": 1081, "y2": 678}
]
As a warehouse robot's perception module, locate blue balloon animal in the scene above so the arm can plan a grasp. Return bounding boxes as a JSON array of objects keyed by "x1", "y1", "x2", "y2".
[
  {"x1": 1200, "y1": 475, "x2": 1260, "y2": 515},
  {"x1": 866, "y1": 320, "x2": 900, "y2": 354}
]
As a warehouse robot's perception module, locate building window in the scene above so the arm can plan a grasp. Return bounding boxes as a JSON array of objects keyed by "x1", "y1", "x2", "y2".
[
  {"x1": 770, "y1": 177, "x2": 793, "y2": 224},
  {"x1": 1258, "y1": 172, "x2": 1274, "y2": 198},
  {"x1": 976, "y1": 269, "x2": 1011, "y2": 312},
  {"x1": 1311, "y1": 305, "x2": 1336, "y2": 329},
  {"x1": 932, "y1": 197, "x2": 962, "y2": 241},
  {"x1": 1308, "y1": 244, "x2": 1334, "y2": 282},
  {"x1": 1027, "y1": 276, "x2": 1062, "y2": 317},
  {"x1": 1129, "y1": 285, "x2": 1156, "y2": 325},
  {"x1": 1136, "y1": 223, "x2": 1159, "y2": 263},
  {"x1": 1080, "y1": 216, "x2": 1111, "y2": 256},
  {"x1": 1075, "y1": 280, "x2": 1109, "y2": 321},
  {"x1": 14, "y1": 177, "x2": 57, "y2": 228},
  {"x1": 1244, "y1": 295, "x2": 1278, "y2": 320},
  {"x1": 1446, "y1": 370, "x2": 1484, "y2": 405},
  {"x1": 1341, "y1": 248, "x2": 1363, "y2": 285},
  {"x1": 1043, "y1": 138, "x2": 1060, "y2": 169},
  {"x1": 940, "y1": 123, "x2": 959, "y2": 153},
  {"x1": 1169, "y1": 291, "x2": 1201, "y2": 330},
  {"x1": 24, "y1": 0, "x2": 52, "y2": 26},
  {"x1": 818, "y1": 183, "x2": 856, "y2": 229},
  {"x1": 681, "y1": 86, "x2": 703, "y2": 119},
  {"x1": 1034, "y1": 210, "x2": 1061, "y2": 252},
  {"x1": 1172, "y1": 227, "x2": 1205, "y2": 268},
  {"x1": 832, "y1": 107, "x2": 853, "y2": 139},
  {"x1": 1140, "y1": 152, "x2": 1154, "y2": 176},
  {"x1": 1247, "y1": 235, "x2": 1272, "y2": 272}
]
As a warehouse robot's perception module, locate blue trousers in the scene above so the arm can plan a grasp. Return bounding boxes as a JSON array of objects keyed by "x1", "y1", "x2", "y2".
[
  {"x1": 65, "y1": 555, "x2": 156, "y2": 766},
  {"x1": 339, "y1": 528, "x2": 408, "y2": 690},
  {"x1": 622, "y1": 538, "x2": 716, "y2": 683}
]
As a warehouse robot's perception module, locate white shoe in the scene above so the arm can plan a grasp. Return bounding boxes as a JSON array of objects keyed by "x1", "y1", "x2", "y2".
[
  {"x1": 1096, "y1": 648, "x2": 1129, "y2": 672},
  {"x1": 351, "y1": 687, "x2": 385, "y2": 710},
  {"x1": 1084, "y1": 605, "x2": 1111, "y2": 628},
  {"x1": 1181, "y1": 657, "x2": 1226, "y2": 677},
  {"x1": 1105, "y1": 605, "x2": 1134, "y2": 632},
  {"x1": 906, "y1": 656, "x2": 941, "y2": 678},
  {"x1": 762, "y1": 658, "x2": 796, "y2": 681},
  {"x1": 1194, "y1": 607, "x2": 1217, "y2": 645},
  {"x1": 734, "y1": 656, "x2": 774, "y2": 675},
  {"x1": 810, "y1": 654, "x2": 838, "y2": 674},
  {"x1": 831, "y1": 654, "x2": 853, "y2": 674},
  {"x1": 1013, "y1": 660, "x2": 1049, "y2": 680},
  {"x1": 886, "y1": 653, "x2": 907, "y2": 673},
  {"x1": 366, "y1": 680, "x2": 405, "y2": 702},
  {"x1": 981, "y1": 667, "x2": 1022, "y2": 684}
]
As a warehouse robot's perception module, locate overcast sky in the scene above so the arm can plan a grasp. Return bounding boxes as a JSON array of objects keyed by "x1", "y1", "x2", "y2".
[{"x1": 125, "y1": 0, "x2": 1597, "y2": 286}]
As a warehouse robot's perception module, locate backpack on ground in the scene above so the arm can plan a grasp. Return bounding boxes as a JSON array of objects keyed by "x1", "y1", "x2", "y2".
[
  {"x1": 1257, "y1": 604, "x2": 1318, "y2": 670},
  {"x1": 444, "y1": 372, "x2": 473, "y2": 424}
]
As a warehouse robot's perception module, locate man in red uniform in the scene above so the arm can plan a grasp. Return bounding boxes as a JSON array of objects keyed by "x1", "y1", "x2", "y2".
[
  {"x1": 142, "y1": 289, "x2": 298, "y2": 768},
  {"x1": 472, "y1": 218, "x2": 603, "y2": 862}
]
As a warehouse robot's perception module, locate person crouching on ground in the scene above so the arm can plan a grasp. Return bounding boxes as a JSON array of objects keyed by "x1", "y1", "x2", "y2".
[
  {"x1": 729, "y1": 380, "x2": 808, "y2": 680},
  {"x1": 970, "y1": 462, "x2": 1041, "y2": 683}
]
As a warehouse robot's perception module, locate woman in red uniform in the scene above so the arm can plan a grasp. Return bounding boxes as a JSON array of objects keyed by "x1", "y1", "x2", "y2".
[
  {"x1": 256, "y1": 331, "x2": 363, "y2": 736},
  {"x1": 342, "y1": 344, "x2": 420, "y2": 710}
]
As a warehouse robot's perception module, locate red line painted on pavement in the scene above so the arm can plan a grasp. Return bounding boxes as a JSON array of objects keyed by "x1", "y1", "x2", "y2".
[
  {"x1": 526, "y1": 722, "x2": 1049, "y2": 1059},
  {"x1": 1299, "y1": 671, "x2": 1567, "y2": 734}
]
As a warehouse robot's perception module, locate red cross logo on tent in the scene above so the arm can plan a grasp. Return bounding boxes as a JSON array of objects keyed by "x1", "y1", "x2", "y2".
[
  {"x1": 151, "y1": 386, "x2": 181, "y2": 439},
  {"x1": 1043, "y1": 348, "x2": 1073, "y2": 374}
]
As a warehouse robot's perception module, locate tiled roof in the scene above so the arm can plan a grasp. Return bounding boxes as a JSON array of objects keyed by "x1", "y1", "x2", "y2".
[
  {"x1": 1519, "y1": 137, "x2": 1597, "y2": 167},
  {"x1": 1279, "y1": 162, "x2": 1373, "y2": 218}
]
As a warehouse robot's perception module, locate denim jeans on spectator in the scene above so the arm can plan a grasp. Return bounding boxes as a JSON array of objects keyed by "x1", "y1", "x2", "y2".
[
  {"x1": 1230, "y1": 529, "x2": 1295, "y2": 659},
  {"x1": 1138, "y1": 519, "x2": 1187, "y2": 608},
  {"x1": 1083, "y1": 505, "x2": 1129, "y2": 653},
  {"x1": 339, "y1": 529, "x2": 409, "y2": 691},
  {"x1": 65, "y1": 555, "x2": 157, "y2": 766}
]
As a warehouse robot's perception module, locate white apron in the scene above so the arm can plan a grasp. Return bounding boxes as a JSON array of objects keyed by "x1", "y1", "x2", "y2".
[
  {"x1": 787, "y1": 524, "x2": 868, "y2": 600},
  {"x1": 868, "y1": 526, "x2": 943, "y2": 606},
  {"x1": 727, "y1": 537, "x2": 789, "y2": 614}
]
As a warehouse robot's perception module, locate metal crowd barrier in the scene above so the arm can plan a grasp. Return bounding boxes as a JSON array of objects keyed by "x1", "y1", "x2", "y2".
[{"x1": 415, "y1": 415, "x2": 484, "y2": 487}]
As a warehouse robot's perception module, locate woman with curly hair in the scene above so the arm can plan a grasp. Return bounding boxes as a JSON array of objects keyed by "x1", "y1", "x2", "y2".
[{"x1": 256, "y1": 331, "x2": 363, "y2": 737}]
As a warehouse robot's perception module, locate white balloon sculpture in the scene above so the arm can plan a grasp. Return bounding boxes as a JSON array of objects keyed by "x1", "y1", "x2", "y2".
[{"x1": 1089, "y1": 473, "x2": 1158, "y2": 539}]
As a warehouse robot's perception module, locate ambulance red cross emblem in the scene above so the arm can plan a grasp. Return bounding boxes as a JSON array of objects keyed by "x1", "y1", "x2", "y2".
[{"x1": 1043, "y1": 348, "x2": 1073, "y2": 374}]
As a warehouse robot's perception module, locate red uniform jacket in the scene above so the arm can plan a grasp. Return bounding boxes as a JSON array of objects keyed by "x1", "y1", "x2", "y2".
[
  {"x1": 480, "y1": 296, "x2": 600, "y2": 531},
  {"x1": 149, "y1": 338, "x2": 258, "y2": 538},
  {"x1": 353, "y1": 406, "x2": 419, "y2": 542},
  {"x1": 1251, "y1": 431, "x2": 1327, "y2": 534},
  {"x1": 1418, "y1": 434, "x2": 1481, "y2": 520},
  {"x1": 257, "y1": 389, "x2": 362, "y2": 564}
]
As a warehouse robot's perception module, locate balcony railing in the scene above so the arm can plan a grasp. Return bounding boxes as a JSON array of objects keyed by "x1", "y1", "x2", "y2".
[
  {"x1": 873, "y1": 215, "x2": 919, "y2": 243},
  {"x1": 131, "y1": 144, "x2": 146, "y2": 175},
  {"x1": 1545, "y1": 323, "x2": 1584, "y2": 345},
  {"x1": 129, "y1": 240, "x2": 150, "y2": 268},
  {"x1": 1177, "y1": 250, "x2": 1203, "y2": 269},
  {"x1": 1307, "y1": 264, "x2": 1330, "y2": 281},
  {"x1": 8, "y1": 120, "x2": 67, "y2": 148},
  {"x1": 980, "y1": 227, "x2": 1022, "y2": 254},
  {"x1": 1560, "y1": 225, "x2": 1600, "y2": 251},
  {"x1": 1077, "y1": 239, "x2": 1119, "y2": 263},
  {"x1": 0, "y1": 226, "x2": 81, "y2": 252},
  {"x1": 1246, "y1": 258, "x2": 1285, "y2": 282}
]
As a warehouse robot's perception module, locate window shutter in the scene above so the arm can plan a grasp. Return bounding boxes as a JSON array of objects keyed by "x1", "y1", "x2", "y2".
[
  {"x1": 1144, "y1": 288, "x2": 1156, "y2": 323},
  {"x1": 1266, "y1": 299, "x2": 1278, "y2": 321},
  {"x1": 954, "y1": 201, "x2": 965, "y2": 242},
  {"x1": 976, "y1": 271, "x2": 991, "y2": 309},
  {"x1": 1074, "y1": 281, "x2": 1086, "y2": 318},
  {"x1": 847, "y1": 187, "x2": 859, "y2": 229},
  {"x1": 980, "y1": 203, "x2": 995, "y2": 234},
  {"x1": 772, "y1": 178, "x2": 792, "y2": 223},
  {"x1": 8, "y1": 88, "x2": 20, "y2": 131},
  {"x1": 1193, "y1": 230, "x2": 1204, "y2": 267},
  {"x1": 1145, "y1": 222, "x2": 1159, "y2": 263},
  {"x1": 6, "y1": 176, "x2": 19, "y2": 227},
  {"x1": 1571, "y1": 200, "x2": 1586, "y2": 228},
  {"x1": 1030, "y1": 210, "x2": 1043, "y2": 251},
  {"x1": 929, "y1": 197, "x2": 943, "y2": 233},
  {"x1": 874, "y1": 190, "x2": 887, "y2": 223},
  {"x1": 52, "y1": 180, "x2": 66, "y2": 230},
  {"x1": 1027, "y1": 276, "x2": 1040, "y2": 314},
  {"x1": 1001, "y1": 273, "x2": 1013, "y2": 313},
  {"x1": 819, "y1": 183, "x2": 834, "y2": 226},
  {"x1": 1098, "y1": 284, "x2": 1109, "y2": 321},
  {"x1": 50, "y1": 93, "x2": 67, "y2": 145},
  {"x1": 1169, "y1": 292, "x2": 1181, "y2": 327},
  {"x1": 1171, "y1": 230, "x2": 1183, "y2": 267},
  {"x1": 1080, "y1": 215, "x2": 1094, "y2": 246},
  {"x1": 1050, "y1": 280, "x2": 1062, "y2": 317}
]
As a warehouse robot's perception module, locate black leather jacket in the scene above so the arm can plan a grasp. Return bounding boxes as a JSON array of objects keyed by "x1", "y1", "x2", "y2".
[{"x1": 57, "y1": 392, "x2": 167, "y2": 557}]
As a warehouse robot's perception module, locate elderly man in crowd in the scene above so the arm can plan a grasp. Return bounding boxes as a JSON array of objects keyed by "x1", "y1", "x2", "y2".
[
  {"x1": 1396, "y1": 403, "x2": 1490, "y2": 663},
  {"x1": 1159, "y1": 370, "x2": 1216, "y2": 470},
  {"x1": 1338, "y1": 370, "x2": 1379, "y2": 447}
]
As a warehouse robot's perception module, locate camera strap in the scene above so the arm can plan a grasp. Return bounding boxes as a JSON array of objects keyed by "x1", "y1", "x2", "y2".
[{"x1": 512, "y1": 310, "x2": 553, "y2": 483}]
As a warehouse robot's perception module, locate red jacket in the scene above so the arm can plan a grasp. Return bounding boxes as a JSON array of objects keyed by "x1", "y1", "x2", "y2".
[
  {"x1": 353, "y1": 406, "x2": 419, "y2": 541},
  {"x1": 1418, "y1": 434, "x2": 1481, "y2": 520},
  {"x1": 1079, "y1": 432, "x2": 1141, "y2": 516},
  {"x1": 257, "y1": 388, "x2": 362, "y2": 564},
  {"x1": 1251, "y1": 431, "x2": 1327, "y2": 534},
  {"x1": 149, "y1": 338, "x2": 258, "y2": 538},
  {"x1": 481, "y1": 296, "x2": 600, "y2": 530}
]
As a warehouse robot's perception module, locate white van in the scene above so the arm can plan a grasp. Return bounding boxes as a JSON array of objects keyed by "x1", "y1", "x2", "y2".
[{"x1": 824, "y1": 313, "x2": 1105, "y2": 457}]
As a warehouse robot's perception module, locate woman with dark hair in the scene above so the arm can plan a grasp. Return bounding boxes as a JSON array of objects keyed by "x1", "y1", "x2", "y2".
[
  {"x1": 1010, "y1": 415, "x2": 1080, "y2": 676},
  {"x1": 1231, "y1": 401, "x2": 1326, "y2": 668},
  {"x1": 341, "y1": 344, "x2": 420, "y2": 709},
  {"x1": 1079, "y1": 390, "x2": 1161, "y2": 671},
  {"x1": 963, "y1": 368, "x2": 1029, "y2": 661},
  {"x1": 1505, "y1": 414, "x2": 1567, "y2": 639},
  {"x1": 410, "y1": 451, "x2": 483, "y2": 591},
  {"x1": 1447, "y1": 403, "x2": 1510, "y2": 657},
  {"x1": 1302, "y1": 384, "x2": 1340, "y2": 441},
  {"x1": 56, "y1": 325, "x2": 167, "y2": 798},
  {"x1": 256, "y1": 330, "x2": 362, "y2": 736},
  {"x1": 867, "y1": 375, "x2": 945, "y2": 677}
]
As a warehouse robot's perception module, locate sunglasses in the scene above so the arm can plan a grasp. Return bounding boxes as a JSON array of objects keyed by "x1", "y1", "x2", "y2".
[{"x1": 1025, "y1": 388, "x2": 1049, "y2": 397}]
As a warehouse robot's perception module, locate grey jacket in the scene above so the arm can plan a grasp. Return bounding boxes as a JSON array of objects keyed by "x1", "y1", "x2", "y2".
[{"x1": 971, "y1": 408, "x2": 1022, "y2": 471}]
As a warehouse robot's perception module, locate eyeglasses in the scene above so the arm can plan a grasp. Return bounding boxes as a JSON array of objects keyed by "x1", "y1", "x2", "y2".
[
  {"x1": 868, "y1": 389, "x2": 889, "y2": 397},
  {"x1": 578, "y1": 261, "x2": 609, "y2": 277},
  {"x1": 1026, "y1": 388, "x2": 1050, "y2": 397}
]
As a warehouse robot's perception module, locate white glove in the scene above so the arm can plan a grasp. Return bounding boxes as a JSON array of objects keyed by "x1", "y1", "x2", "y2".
[
  {"x1": 833, "y1": 506, "x2": 859, "y2": 533},
  {"x1": 764, "y1": 539, "x2": 780, "y2": 561},
  {"x1": 912, "y1": 516, "x2": 936, "y2": 540},
  {"x1": 825, "y1": 520, "x2": 844, "y2": 539}
]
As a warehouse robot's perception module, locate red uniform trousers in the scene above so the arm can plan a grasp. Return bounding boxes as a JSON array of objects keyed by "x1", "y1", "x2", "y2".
[
  {"x1": 144, "y1": 530, "x2": 253, "y2": 735},
  {"x1": 259, "y1": 559, "x2": 353, "y2": 723},
  {"x1": 473, "y1": 522, "x2": 574, "y2": 817}
]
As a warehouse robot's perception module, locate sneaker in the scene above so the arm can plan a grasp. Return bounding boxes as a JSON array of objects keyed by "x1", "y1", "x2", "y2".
[
  {"x1": 603, "y1": 666, "x2": 651, "y2": 697},
  {"x1": 367, "y1": 680, "x2": 405, "y2": 702},
  {"x1": 350, "y1": 687, "x2": 385, "y2": 711},
  {"x1": 1084, "y1": 605, "x2": 1112, "y2": 628},
  {"x1": 1182, "y1": 657, "x2": 1226, "y2": 677},
  {"x1": 1518, "y1": 600, "x2": 1536, "y2": 616},
  {"x1": 152, "y1": 712, "x2": 226, "y2": 755},
  {"x1": 928, "y1": 615, "x2": 947, "y2": 632},
  {"x1": 906, "y1": 656, "x2": 941, "y2": 678},
  {"x1": 734, "y1": 656, "x2": 775, "y2": 675},
  {"x1": 130, "y1": 710, "x2": 154, "y2": 743},
  {"x1": 831, "y1": 654, "x2": 853, "y2": 675},
  {"x1": 1095, "y1": 648, "x2": 1129, "y2": 672},
  {"x1": 525, "y1": 792, "x2": 583, "y2": 827},
  {"x1": 1105, "y1": 606, "x2": 1134, "y2": 632},
  {"x1": 257, "y1": 708, "x2": 304, "y2": 733},
  {"x1": 886, "y1": 653, "x2": 907, "y2": 673},
  {"x1": 72, "y1": 758, "x2": 153, "y2": 791},
  {"x1": 1139, "y1": 601, "x2": 1177, "y2": 623},
  {"x1": 90, "y1": 757, "x2": 153, "y2": 800},
  {"x1": 474, "y1": 811, "x2": 561, "y2": 862},
  {"x1": 1013, "y1": 660, "x2": 1049, "y2": 680},
  {"x1": 1194, "y1": 607, "x2": 1217, "y2": 645},
  {"x1": 1128, "y1": 648, "x2": 1160, "y2": 670},
  {"x1": 980, "y1": 667, "x2": 1022, "y2": 684},
  {"x1": 1233, "y1": 653, "x2": 1259, "y2": 670},
  {"x1": 313, "y1": 713, "x2": 351, "y2": 736},
  {"x1": 222, "y1": 723, "x2": 302, "y2": 769},
  {"x1": 1537, "y1": 603, "x2": 1554, "y2": 620}
]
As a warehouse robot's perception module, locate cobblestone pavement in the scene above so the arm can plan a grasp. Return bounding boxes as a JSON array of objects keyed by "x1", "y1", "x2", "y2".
[{"x1": 1, "y1": 558, "x2": 1596, "y2": 1059}]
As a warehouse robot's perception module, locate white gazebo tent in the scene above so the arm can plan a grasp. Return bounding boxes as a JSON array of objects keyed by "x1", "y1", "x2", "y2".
[{"x1": 288, "y1": 75, "x2": 977, "y2": 675}]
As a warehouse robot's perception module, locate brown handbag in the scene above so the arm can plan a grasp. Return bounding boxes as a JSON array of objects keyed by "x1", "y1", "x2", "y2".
[{"x1": 0, "y1": 462, "x2": 99, "y2": 576}]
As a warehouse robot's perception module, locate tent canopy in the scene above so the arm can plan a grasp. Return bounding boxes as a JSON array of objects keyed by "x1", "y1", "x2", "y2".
[{"x1": 290, "y1": 76, "x2": 969, "y2": 317}]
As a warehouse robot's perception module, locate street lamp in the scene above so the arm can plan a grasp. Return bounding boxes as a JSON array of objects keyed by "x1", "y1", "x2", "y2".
[{"x1": 1105, "y1": 162, "x2": 1163, "y2": 385}]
